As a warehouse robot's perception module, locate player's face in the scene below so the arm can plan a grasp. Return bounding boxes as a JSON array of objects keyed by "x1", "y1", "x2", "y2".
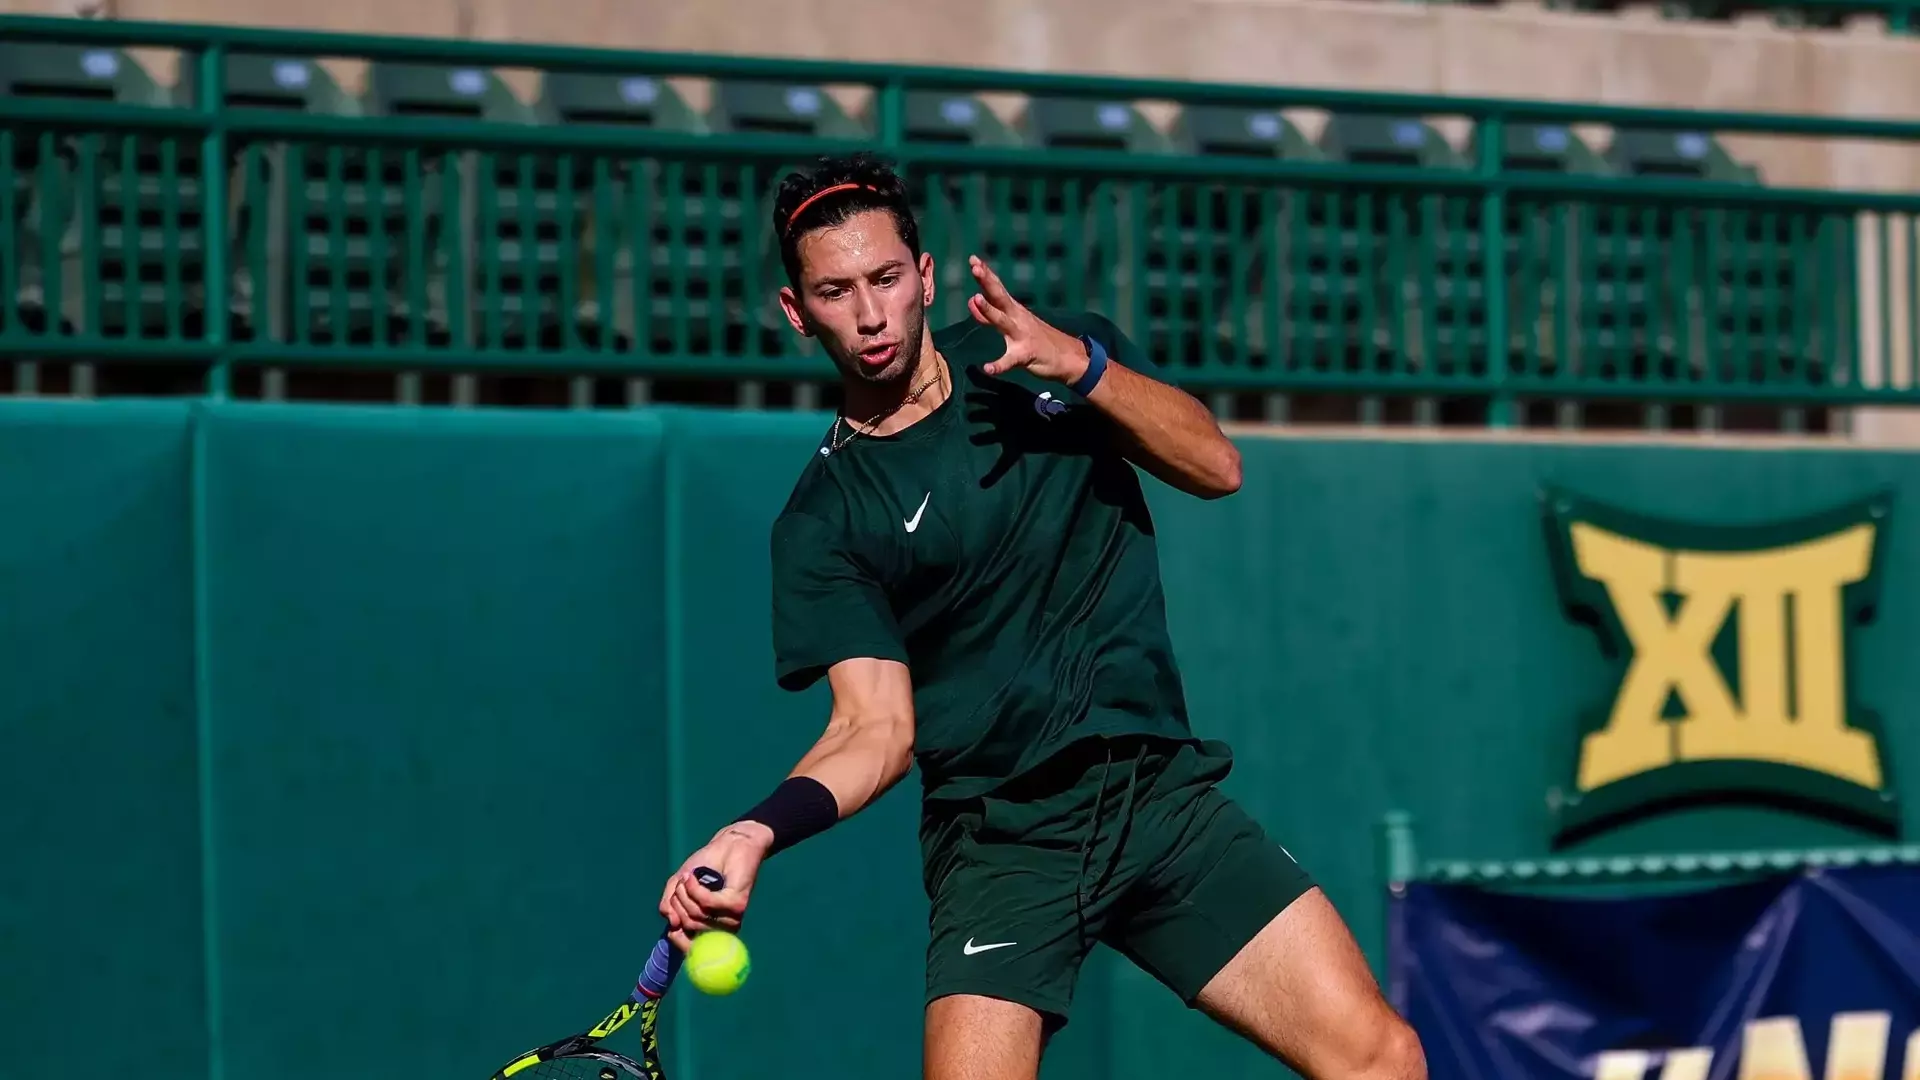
[{"x1": 779, "y1": 209, "x2": 936, "y2": 387}]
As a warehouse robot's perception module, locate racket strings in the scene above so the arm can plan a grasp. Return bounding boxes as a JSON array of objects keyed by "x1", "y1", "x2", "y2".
[{"x1": 517, "y1": 1053, "x2": 647, "y2": 1080}]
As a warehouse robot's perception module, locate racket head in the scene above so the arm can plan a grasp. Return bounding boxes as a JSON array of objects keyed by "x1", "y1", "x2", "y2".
[
  {"x1": 491, "y1": 996, "x2": 666, "y2": 1080},
  {"x1": 491, "y1": 865, "x2": 717, "y2": 1080}
]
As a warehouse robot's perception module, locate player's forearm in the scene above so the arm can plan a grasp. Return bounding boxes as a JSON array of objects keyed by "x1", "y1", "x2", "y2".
[
  {"x1": 1085, "y1": 359, "x2": 1243, "y2": 499},
  {"x1": 788, "y1": 707, "x2": 915, "y2": 820},
  {"x1": 726, "y1": 705, "x2": 913, "y2": 859},
  {"x1": 728, "y1": 659, "x2": 914, "y2": 858}
]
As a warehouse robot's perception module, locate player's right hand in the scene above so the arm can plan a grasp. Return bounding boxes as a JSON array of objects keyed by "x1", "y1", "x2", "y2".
[{"x1": 658, "y1": 821, "x2": 772, "y2": 951}]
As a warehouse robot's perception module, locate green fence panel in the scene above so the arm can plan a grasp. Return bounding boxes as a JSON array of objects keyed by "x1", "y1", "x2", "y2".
[
  {"x1": 195, "y1": 404, "x2": 671, "y2": 1080},
  {"x1": 0, "y1": 400, "x2": 204, "y2": 1080}
]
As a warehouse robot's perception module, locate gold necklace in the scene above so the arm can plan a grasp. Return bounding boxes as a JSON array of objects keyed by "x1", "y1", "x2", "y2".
[{"x1": 827, "y1": 361, "x2": 946, "y2": 454}]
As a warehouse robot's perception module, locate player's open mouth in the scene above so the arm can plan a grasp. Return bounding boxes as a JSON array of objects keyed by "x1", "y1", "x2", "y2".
[{"x1": 858, "y1": 343, "x2": 899, "y2": 368}]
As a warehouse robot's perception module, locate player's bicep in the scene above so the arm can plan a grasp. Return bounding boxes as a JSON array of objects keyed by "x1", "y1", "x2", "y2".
[{"x1": 770, "y1": 514, "x2": 907, "y2": 691}]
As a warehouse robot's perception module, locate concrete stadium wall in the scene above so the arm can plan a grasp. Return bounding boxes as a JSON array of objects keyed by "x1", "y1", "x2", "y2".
[{"x1": 8, "y1": 398, "x2": 1920, "y2": 1079}]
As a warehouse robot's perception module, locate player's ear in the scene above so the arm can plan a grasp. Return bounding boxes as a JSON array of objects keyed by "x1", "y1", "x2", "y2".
[
  {"x1": 777, "y1": 286, "x2": 812, "y2": 337},
  {"x1": 918, "y1": 251, "x2": 936, "y2": 308}
]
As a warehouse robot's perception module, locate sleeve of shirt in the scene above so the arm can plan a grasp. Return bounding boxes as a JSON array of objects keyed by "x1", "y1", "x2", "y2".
[{"x1": 769, "y1": 511, "x2": 909, "y2": 692}]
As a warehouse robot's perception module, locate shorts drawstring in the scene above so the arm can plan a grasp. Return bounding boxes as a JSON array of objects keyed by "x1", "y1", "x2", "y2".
[{"x1": 1073, "y1": 741, "x2": 1149, "y2": 949}]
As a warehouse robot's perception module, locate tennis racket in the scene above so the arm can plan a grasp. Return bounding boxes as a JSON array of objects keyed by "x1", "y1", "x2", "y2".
[{"x1": 489, "y1": 867, "x2": 726, "y2": 1080}]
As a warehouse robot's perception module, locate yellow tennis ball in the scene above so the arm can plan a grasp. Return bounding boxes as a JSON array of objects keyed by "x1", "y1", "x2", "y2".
[{"x1": 684, "y1": 930, "x2": 751, "y2": 996}]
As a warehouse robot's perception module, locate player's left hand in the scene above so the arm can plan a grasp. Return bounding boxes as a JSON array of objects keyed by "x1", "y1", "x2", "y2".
[{"x1": 967, "y1": 255, "x2": 1091, "y2": 385}]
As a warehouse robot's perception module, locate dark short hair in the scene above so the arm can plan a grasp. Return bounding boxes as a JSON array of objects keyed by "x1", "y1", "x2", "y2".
[{"x1": 771, "y1": 152, "x2": 922, "y2": 287}]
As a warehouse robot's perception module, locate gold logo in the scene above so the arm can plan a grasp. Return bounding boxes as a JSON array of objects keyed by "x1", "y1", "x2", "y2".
[{"x1": 1543, "y1": 487, "x2": 1897, "y2": 842}]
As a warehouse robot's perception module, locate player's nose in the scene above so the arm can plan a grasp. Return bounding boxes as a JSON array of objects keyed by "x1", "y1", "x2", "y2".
[{"x1": 853, "y1": 289, "x2": 887, "y2": 333}]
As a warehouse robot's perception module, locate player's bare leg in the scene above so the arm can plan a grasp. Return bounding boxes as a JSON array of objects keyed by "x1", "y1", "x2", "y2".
[
  {"x1": 1195, "y1": 888, "x2": 1427, "y2": 1080},
  {"x1": 924, "y1": 993, "x2": 1046, "y2": 1080}
]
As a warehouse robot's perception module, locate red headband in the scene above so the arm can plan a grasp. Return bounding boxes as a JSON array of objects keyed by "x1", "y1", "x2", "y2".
[{"x1": 784, "y1": 182, "x2": 879, "y2": 235}]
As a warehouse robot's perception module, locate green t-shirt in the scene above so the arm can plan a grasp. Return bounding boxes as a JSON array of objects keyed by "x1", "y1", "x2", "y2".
[{"x1": 768, "y1": 309, "x2": 1212, "y2": 803}]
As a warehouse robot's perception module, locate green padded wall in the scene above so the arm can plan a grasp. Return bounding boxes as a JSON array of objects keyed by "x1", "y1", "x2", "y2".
[
  {"x1": 195, "y1": 405, "x2": 672, "y2": 1080},
  {"x1": 6, "y1": 404, "x2": 1920, "y2": 1080},
  {"x1": 0, "y1": 401, "x2": 204, "y2": 1080}
]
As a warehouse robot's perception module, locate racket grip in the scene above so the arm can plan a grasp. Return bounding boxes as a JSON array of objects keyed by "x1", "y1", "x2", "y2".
[
  {"x1": 637, "y1": 936, "x2": 678, "y2": 999},
  {"x1": 636, "y1": 866, "x2": 725, "y2": 999}
]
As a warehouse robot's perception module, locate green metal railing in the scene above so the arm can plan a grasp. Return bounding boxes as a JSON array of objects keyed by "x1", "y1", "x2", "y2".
[
  {"x1": 1377, "y1": 811, "x2": 1920, "y2": 893},
  {"x1": 1371, "y1": 809, "x2": 1920, "y2": 979},
  {"x1": 4, "y1": 15, "x2": 1920, "y2": 424}
]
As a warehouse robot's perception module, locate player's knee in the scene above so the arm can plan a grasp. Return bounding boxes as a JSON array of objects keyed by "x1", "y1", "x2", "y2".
[
  {"x1": 1305, "y1": 1007, "x2": 1426, "y2": 1080},
  {"x1": 1350, "y1": 1013, "x2": 1426, "y2": 1080}
]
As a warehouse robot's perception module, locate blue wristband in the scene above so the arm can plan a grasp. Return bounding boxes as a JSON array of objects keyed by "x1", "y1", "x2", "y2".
[{"x1": 1072, "y1": 334, "x2": 1108, "y2": 397}]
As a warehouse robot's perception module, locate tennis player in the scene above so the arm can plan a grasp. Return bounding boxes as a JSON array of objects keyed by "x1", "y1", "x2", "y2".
[{"x1": 658, "y1": 153, "x2": 1426, "y2": 1080}]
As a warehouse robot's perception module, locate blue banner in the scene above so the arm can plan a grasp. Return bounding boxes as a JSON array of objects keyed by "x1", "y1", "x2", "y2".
[{"x1": 1388, "y1": 865, "x2": 1920, "y2": 1080}]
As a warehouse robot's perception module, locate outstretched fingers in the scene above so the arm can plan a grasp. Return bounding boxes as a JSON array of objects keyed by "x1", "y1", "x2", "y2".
[
  {"x1": 968, "y1": 292, "x2": 1014, "y2": 334},
  {"x1": 969, "y1": 255, "x2": 1019, "y2": 310},
  {"x1": 969, "y1": 256, "x2": 1026, "y2": 330}
]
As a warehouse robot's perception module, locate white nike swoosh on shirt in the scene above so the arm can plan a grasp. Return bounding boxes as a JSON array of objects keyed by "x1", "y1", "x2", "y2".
[
  {"x1": 963, "y1": 938, "x2": 1017, "y2": 955},
  {"x1": 905, "y1": 491, "x2": 931, "y2": 533}
]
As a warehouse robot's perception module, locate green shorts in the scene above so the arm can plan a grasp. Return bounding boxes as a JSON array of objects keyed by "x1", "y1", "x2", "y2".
[{"x1": 918, "y1": 735, "x2": 1314, "y2": 1021}]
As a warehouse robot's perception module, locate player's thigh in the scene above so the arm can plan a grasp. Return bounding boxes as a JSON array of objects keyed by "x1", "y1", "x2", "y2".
[
  {"x1": 1194, "y1": 887, "x2": 1426, "y2": 1080},
  {"x1": 924, "y1": 994, "x2": 1048, "y2": 1080},
  {"x1": 1105, "y1": 766, "x2": 1314, "y2": 1006},
  {"x1": 1111, "y1": 787, "x2": 1423, "y2": 1080}
]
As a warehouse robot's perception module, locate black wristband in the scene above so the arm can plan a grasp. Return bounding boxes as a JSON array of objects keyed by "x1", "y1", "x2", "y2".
[{"x1": 734, "y1": 775, "x2": 840, "y2": 856}]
